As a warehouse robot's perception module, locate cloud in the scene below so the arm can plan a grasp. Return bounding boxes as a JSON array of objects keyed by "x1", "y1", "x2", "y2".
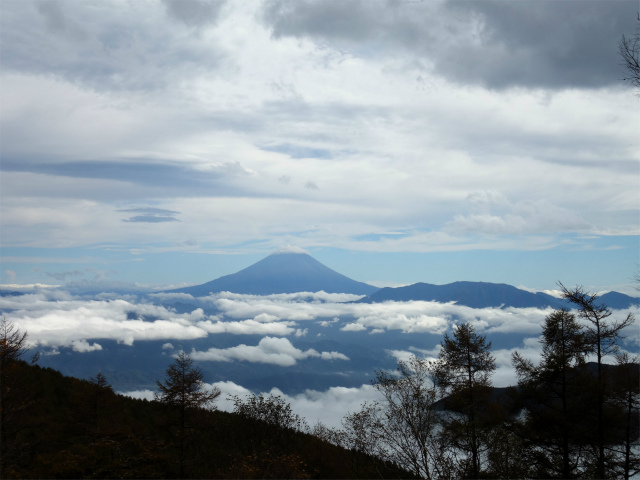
[
  {"x1": 123, "y1": 215, "x2": 180, "y2": 223},
  {"x1": 444, "y1": 193, "x2": 593, "y2": 235},
  {"x1": 190, "y1": 336, "x2": 349, "y2": 366},
  {"x1": 1, "y1": 292, "x2": 209, "y2": 347},
  {"x1": 45, "y1": 270, "x2": 85, "y2": 281},
  {"x1": 197, "y1": 319, "x2": 297, "y2": 336},
  {"x1": 199, "y1": 291, "x2": 556, "y2": 336},
  {"x1": 147, "y1": 292, "x2": 196, "y2": 301},
  {"x1": 265, "y1": 384, "x2": 382, "y2": 429},
  {"x1": 270, "y1": 245, "x2": 309, "y2": 255},
  {"x1": 2, "y1": 1, "x2": 225, "y2": 92},
  {"x1": 120, "y1": 389, "x2": 156, "y2": 401},
  {"x1": 261, "y1": 0, "x2": 636, "y2": 89},
  {"x1": 162, "y1": 0, "x2": 226, "y2": 28},
  {"x1": 70, "y1": 339, "x2": 103, "y2": 352},
  {"x1": 4, "y1": 270, "x2": 17, "y2": 283},
  {"x1": 122, "y1": 380, "x2": 383, "y2": 430}
]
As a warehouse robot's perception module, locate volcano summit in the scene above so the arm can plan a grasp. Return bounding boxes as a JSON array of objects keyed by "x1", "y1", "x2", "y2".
[{"x1": 168, "y1": 248, "x2": 379, "y2": 296}]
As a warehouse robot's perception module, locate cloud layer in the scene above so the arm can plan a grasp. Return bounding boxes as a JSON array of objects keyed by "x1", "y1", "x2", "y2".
[
  {"x1": 190, "y1": 336, "x2": 349, "y2": 366},
  {"x1": 1, "y1": 0, "x2": 637, "y2": 280}
]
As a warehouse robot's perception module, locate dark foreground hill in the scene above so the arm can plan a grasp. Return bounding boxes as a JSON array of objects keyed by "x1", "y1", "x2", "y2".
[
  {"x1": 1, "y1": 361, "x2": 410, "y2": 479},
  {"x1": 357, "y1": 281, "x2": 639, "y2": 309},
  {"x1": 168, "y1": 250, "x2": 379, "y2": 296}
]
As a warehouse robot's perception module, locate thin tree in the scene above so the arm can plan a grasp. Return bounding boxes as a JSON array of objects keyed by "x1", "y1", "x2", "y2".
[
  {"x1": 435, "y1": 322, "x2": 496, "y2": 479},
  {"x1": 155, "y1": 351, "x2": 220, "y2": 478},
  {"x1": 559, "y1": 282, "x2": 635, "y2": 478},
  {"x1": 373, "y1": 356, "x2": 444, "y2": 479},
  {"x1": 338, "y1": 356, "x2": 449, "y2": 479}
]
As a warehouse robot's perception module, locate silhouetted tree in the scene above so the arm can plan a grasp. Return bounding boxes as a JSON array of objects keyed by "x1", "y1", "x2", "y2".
[
  {"x1": 435, "y1": 323, "x2": 496, "y2": 479},
  {"x1": 560, "y1": 283, "x2": 635, "y2": 478},
  {"x1": 155, "y1": 352, "x2": 220, "y2": 478},
  {"x1": 512, "y1": 309, "x2": 590, "y2": 478},
  {"x1": 619, "y1": 14, "x2": 640, "y2": 93},
  {"x1": 609, "y1": 353, "x2": 640, "y2": 480},
  {"x1": 0, "y1": 317, "x2": 39, "y2": 473},
  {"x1": 88, "y1": 372, "x2": 111, "y2": 438}
]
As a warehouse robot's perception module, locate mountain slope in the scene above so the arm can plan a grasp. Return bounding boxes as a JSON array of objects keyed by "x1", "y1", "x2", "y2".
[
  {"x1": 4, "y1": 360, "x2": 410, "y2": 479},
  {"x1": 357, "y1": 281, "x2": 639, "y2": 309},
  {"x1": 169, "y1": 251, "x2": 379, "y2": 296}
]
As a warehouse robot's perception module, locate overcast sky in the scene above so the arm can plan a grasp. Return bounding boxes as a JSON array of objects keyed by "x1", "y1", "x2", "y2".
[{"x1": 1, "y1": 0, "x2": 638, "y2": 293}]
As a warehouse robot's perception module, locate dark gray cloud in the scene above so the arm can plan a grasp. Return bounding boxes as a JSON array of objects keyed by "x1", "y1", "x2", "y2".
[
  {"x1": 119, "y1": 207, "x2": 180, "y2": 215},
  {"x1": 0, "y1": 1, "x2": 224, "y2": 92},
  {"x1": 123, "y1": 215, "x2": 180, "y2": 223},
  {"x1": 0, "y1": 159, "x2": 247, "y2": 195},
  {"x1": 162, "y1": 0, "x2": 226, "y2": 28},
  {"x1": 262, "y1": 0, "x2": 637, "y2": 89}
]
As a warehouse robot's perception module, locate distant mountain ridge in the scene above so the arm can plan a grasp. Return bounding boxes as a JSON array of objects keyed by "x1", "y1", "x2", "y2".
[
  {"x1": 167, "y1": 251, "x2": 379, "y2": 296},
  {"x1": 357, "y1": 281, "x2": 639, "y2": 309}
]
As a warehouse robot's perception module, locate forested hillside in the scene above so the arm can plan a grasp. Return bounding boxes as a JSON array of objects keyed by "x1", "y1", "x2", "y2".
[{"x1": 0, "y1": 358, "x2": 409, "y2": 479}]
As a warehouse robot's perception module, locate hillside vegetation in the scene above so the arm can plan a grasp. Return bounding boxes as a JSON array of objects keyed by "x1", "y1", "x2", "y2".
[{"x1": 0, "y1": 359, "x2": 410, "y2": 479}]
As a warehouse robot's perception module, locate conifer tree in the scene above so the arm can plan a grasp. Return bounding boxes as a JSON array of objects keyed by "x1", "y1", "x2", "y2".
[
  {"x1": 88, "y1": 372, "x2": 111, "y2": 438},
  {"x1": 512, "y1": 308, "x2": 589, "y2": 479},
  {"x1": 559, "y1": 283, "x2": 635, "y2": 478},
  {"x1": 155, "y1": 351, "x2": 220, "y2": 478},
  {"x1": 0, "y1": 317, "x2": 38, "y2": 473},
  {"x1": 435, "y1": 322, "x2": 496, "y2": 479}
]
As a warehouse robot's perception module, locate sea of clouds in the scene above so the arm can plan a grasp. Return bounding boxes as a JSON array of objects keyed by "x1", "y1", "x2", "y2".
[{"x1": 2, "y1": 287, "x2": 637, "y2": 428}]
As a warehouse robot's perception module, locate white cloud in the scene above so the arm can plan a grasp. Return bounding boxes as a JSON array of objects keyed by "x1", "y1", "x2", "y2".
[
  {"x1": 190, "y1": 336, "x2": 349, "y2": 366},
  {"x1": 0, "y1": 292, "x2": 210, "y2": 347},
  {"x1": 120, "y1": 389, "x2": 156, "y2": 401},
  {"x1": 197, "y1": 319, "x2": 296, "y2": 336},
  {"x1": 70, "y1": 339, "x2": 103, "y2": 352},
  {"x1": 270, "y1": 245, "x2": 309, "y2": 255},
  {"x1": 124, "y1": 380, "x2": 384, "y2": 430},
  {"x1": 210, "y1": 380, "x2": 383, "y2": 429}
]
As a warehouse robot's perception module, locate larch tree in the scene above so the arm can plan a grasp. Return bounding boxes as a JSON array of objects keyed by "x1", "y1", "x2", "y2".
[
  {"x1": 512, "y1": 308, "x2": 590, "y2": 479},
  {"x1": 88, "y1": 372, "x2": 111, "y2": 438},
  {"x1": 435, "y1": 323, "x2": 496, "y2": 479},
  {"x1": 559, "y1": 283, "x2": 635, "y2": 478},
  {"x1": 155, "y1": 351, "x2": 220, "y2": 478},
  {"x1": 0, "y1": 317, "x2": 39, "y2": 473}
]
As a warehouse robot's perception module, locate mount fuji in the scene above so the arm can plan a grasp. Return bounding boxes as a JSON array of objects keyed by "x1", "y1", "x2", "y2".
[{"x1": 168, "y1": 248, "x2": 379, "y2": 296}]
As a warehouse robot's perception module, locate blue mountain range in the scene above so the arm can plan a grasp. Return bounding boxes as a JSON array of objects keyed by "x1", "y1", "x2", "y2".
[
  {"x1": 167, "y1": 250, "x2": 639, "y2": 309},
  {"x1": 357, "y1": 281, "x2": 639, "y2": 309}
]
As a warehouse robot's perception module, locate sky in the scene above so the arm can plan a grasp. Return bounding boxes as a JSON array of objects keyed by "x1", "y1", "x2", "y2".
[{"x1": 1, "y1": 0, "x2": 639, "y2": 294}]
